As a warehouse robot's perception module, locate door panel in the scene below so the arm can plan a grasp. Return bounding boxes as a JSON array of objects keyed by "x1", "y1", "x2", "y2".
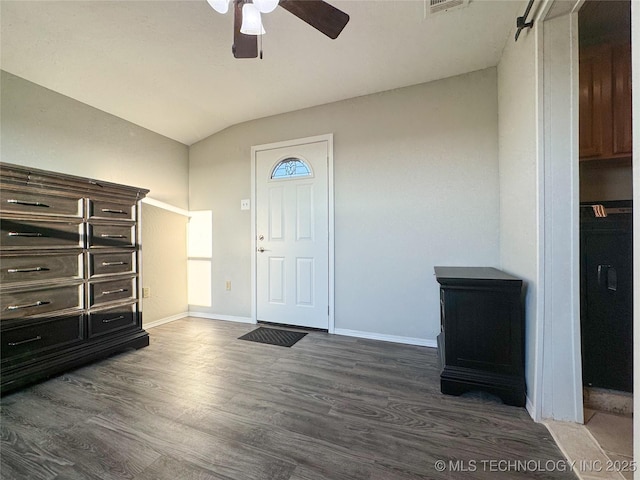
[
  {"x1": 269, "y1": 187, "x2": 284, "y2": 240},
  {"x1": 296, "y1": 258, "x2": 314, "y2": 306},
  {"x1": 256, "y1": 141, "x2": 328, "y2": 329},
  {"x1": 268, "y1": 257, "x2": 285, "y2": 304},
  {"x1": 296, "y1": 185, "x2": 314, "y2": 241}
]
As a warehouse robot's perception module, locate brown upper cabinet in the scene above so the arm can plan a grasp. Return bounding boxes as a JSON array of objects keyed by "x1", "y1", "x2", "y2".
[{"x1": 579, "y1": 42, "x2": 632, "y2": 160}]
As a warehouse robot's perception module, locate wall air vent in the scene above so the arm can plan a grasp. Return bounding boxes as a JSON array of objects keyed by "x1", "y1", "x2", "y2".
[{"x1": 425, "y1": 0, "x2": 469, "y2": 16}]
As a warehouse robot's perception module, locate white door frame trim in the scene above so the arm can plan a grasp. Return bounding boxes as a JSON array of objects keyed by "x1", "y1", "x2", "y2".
[
  {"x1": 250, "y1": 133, "x2": 335, "y2": 333},
  {"x1": 534, "y1": 0, "x2": 584, "y2": 423}
]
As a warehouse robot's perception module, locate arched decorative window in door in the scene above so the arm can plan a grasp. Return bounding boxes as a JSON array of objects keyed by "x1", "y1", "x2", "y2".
[{"x1": 271, "y1": 157, "x2": 312, "y2": 179}]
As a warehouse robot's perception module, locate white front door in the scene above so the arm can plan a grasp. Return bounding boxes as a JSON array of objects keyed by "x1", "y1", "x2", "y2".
[{"x1": 255, "y1": 139, "x2": 329, "y2": 329}]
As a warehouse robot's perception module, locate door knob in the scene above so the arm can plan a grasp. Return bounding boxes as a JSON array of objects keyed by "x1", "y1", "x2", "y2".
[{"x1": 257, "y1": 247, "x2": 265, "y2": 253}]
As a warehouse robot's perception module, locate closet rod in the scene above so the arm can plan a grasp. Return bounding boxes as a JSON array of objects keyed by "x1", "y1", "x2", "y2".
[{"x1": 515, "y1": 0, "x2": 535, "y2": 41}]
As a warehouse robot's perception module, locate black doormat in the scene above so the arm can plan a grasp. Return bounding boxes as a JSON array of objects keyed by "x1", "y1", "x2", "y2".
[{"x1": 238, "y1": 327, "x2": 307, "y2": 347}]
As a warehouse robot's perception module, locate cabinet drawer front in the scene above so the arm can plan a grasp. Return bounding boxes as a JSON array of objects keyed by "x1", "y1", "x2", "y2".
[
  {"x1": 1, "y1": 219, "x2": 83, "y2": 249},
  {"x1": 88, "y1": 224, "x2": 135, "y2": 248},
  {"x1": 89, "y1": 303, "x2": 138, "y2": 338},
  {"x1": 89, "y1": 251, "x2": 135, "y2": 277},
  {"x1": 1, "y1": 314, "x2": 84, "y2": 364},
  {"x1": 1, "y1": 284, "x2": 84, "y2": 320},
  {"x1": 1, "y1": 189, "x2": 83, "y2": 217},
  {"x1": 89, "y1": 200, "x2": 135, "y2": 221},
  {"x1": 90, "y1": 277, "x2": 136, "y2": 306},
  {"x1": 1, "y1": 253, "x2": 82, "y2": 284}
]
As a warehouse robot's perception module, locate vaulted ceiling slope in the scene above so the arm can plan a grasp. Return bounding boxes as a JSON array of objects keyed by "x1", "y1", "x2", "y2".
[{"x1": 1, "y1": 0, "x2": 524, "y2": 145}]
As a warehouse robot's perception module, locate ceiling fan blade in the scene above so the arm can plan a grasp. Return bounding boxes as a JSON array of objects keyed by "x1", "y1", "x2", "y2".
[
  {"x1": 278, "y1": 0, "x2": 349, "y2": 40},
  {"x1": 232, "y1": 0, "x2": 258, "y2": 58}
]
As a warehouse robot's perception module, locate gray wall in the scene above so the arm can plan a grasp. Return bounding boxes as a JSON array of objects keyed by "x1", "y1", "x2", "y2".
[
  {"x1": 141, "y1": 203, "x2": 188, "y2": 325},
  {"x1": 580, "y1": 162, "x2": 633, "y2": 201},
  {"x1": 1, "y1": 70, "x2": 190, "y2": 324},
  {"x1": 1, "y1": 70, "x2": 189, "y2": 209},
  {"x1": 189, "y1": 68, "x2": 501, "y2": 341}
]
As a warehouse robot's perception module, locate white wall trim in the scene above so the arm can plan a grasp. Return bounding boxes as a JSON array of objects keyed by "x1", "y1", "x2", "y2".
[
  {"x1": 188, "y1": 311, "x2": 254, "y2": 324},
  {"x1": 142, "y1": 197, "x2": 190, "y2": 217},
  {"x1": 144, "y1": 311, "x2": 189, "y2": 329},
  {"x1": 531, "y1": 2, "x2": 547, "y2": 425},
  {"x1": 539, "y1": 9, "x2": 583, "y2": 423},
  {"x1": 526, "y1": 395, "x2": 536, "y2": 420},
  {"x1": 327, "y1": 135, "x2": 335, "y2": 334},
  {"x1": 334, "y1": 328, "x2": 437, "y2": 348},
  {"x1": 250, "y1": 133, "x2": 335, "y2": 333}
]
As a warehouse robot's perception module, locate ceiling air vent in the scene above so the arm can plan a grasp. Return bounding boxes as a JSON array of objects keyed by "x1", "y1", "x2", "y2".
[{"x1": 425, "y1": 0, "x2": 469, "y2": 16}]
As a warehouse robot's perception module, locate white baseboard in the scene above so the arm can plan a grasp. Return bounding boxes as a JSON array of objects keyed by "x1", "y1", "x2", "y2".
[
  {"x1": 333, "y1": 328, "x2": 437, "y2": 348},
  {"x1": 144, "y1": 312, "x2": 189, "y2": 329},
  {"x1": 187, "y1": 312, "x2": 255, "y2": 324},
  {"x1": 145, "y1": 316, "x2": 434, "y2": 346},
  {"x1": 526, "y1": 395, "x2": 538, "y2": 422}
]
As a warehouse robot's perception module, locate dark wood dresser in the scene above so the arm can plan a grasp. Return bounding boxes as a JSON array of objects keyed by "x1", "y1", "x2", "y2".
[
  {"x1": 0, "y1": 162, "x2": 149, "y2": 394},
  {"x1": 435, "y1": 266, "x2": 525, "y2": 407}
]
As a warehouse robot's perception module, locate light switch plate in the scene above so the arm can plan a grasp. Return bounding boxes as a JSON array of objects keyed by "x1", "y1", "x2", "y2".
[{"x1": 240, "y1": 199, "x2": 250, "y2": 210}]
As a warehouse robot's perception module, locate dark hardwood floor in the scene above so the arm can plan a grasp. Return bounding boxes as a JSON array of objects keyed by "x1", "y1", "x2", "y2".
[{"x1": 1, "y1": 317, "x2": 575, "y2": 479}]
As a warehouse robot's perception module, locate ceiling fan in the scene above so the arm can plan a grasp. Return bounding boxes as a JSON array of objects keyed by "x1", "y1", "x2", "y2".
[{"x1": 207, "y1": 0, "x2": 350, "y2": 58}]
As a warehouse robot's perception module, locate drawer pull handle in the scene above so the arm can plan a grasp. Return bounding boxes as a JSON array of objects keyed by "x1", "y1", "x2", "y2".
[
  {"x1": 101, "y1": 261, "x2": 127, "y2": 267},
  {"x1": 101, "y1": 288, "x2": 128, "y2": 296},
  {"x1": 6, "y1": 300, "x2": 51, "y2": 311},
  {"x1": 102, "y1": 315, "x2": 125, "y2": 324},
  {"x1": 8, "y1": 335, "x2": 42, "y2": 346},
  {"x1": 7, "y1": 199, "x2": 50, "y2": 208},
  {"x1": 7, "y1": 267, "x2": 50, "y2": 273},
  {"x1": 101, "y1": 208, "x2": 128, "y2": 215},
  {"x1": 100, "y1": 234, "x2": 126, "y2": 239},
  {"x1": 8, "y1": 232, "x2": 44, "y2": 237}
]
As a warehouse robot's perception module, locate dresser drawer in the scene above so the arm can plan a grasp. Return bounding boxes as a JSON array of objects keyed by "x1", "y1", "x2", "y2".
[
  {"x1": 1, "y1": 284, "x2": 84, "y2": 320},
  {"x1": 90, "y1": 277, "x2": 136, "y2": 306},
  {"x1": 89, "y1": 251, "x2": 136, "y2": 277},
  {"x1": 1, "y1": 253, "x2": 83, "y2": 284},
  {"x1": 1, "y1": 219, "x2": 83, "y2": 250},
  {"x1": 88, "y1": 224, "x2": 135, "y2": 248},
  {"x1": 89, "y1": 200, "x2": 135, "y2": 221},
  {"x1": 89, "y1": 303, "x2": 138, "y2": 338},
  {"x1": 1, "y1": 188, "x2": 83, "y2": 217},
  {"x1": 1, "y1": 314, "x2": 84, "y2": 365}
]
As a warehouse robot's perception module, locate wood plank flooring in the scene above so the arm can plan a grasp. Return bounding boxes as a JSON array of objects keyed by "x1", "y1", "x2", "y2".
[{"x1": 1, "y1": 317, "x2": 576, "y2": 479}]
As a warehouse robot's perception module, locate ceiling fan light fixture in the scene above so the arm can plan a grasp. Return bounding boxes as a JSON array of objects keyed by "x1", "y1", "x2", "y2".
[
  {"x1": 253, "y1": 0, "x2": 279, "y2": 14},
  {"x1": 240, "y1": 3, "x2": 266, "y2": 35},
  {"x1": 207, "y1": 0, "x2": 230, "y2": 14}
]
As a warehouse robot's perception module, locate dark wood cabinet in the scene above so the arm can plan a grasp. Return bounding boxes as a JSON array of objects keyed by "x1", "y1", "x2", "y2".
[
  {"x1": 0, "y1": 162, "x2": 150, "y2": 394},
  {"x1": 580, "y1": 202, "x2": 633, "y2": 392},
  {"x1": 611, "y1": 43, "x2": 632, "y2": 156},
  {"x1": 579, "y1": 42, "x2": 632, "y2": 161},
  {"x1": 435, "y1": 267, "x2": 525, "y2": 407}
]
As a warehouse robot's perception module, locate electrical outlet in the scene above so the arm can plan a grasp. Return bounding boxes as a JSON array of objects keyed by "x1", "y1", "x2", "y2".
[
  {"x1": 225, "y1": 281, "x2": 232, "y2": 291},
  {"x1": 240, "y1": 199, "x2": 250, "y2": 211},
  {"x1": 142, "y1": 287, "x2": 151, "y2": 298}
]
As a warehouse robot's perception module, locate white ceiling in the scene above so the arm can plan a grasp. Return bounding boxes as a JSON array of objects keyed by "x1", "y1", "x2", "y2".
[{"x1": 1, "y1": 0, "x2": 524, "y2": 145}]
